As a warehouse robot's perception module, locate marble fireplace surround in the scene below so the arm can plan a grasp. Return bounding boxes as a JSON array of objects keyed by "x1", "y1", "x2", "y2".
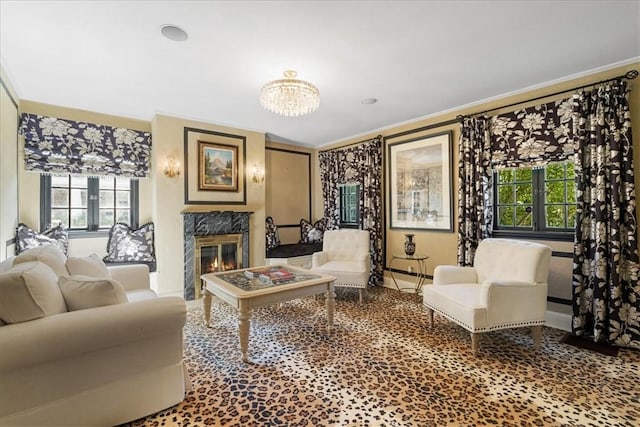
[{"x1": 183, "y1": 211, "x2": 252, "y2": 300}]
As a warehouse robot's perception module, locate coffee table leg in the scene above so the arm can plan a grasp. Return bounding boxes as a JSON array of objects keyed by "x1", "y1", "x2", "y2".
[
  {"x1": 238, "y1": 300, "x2": 251, "y2": 362},
  {"x1": 203, "y1": 289, "x2": 212, "y2": 328},
  {"x1": 325, "y1": 282, "x2": 335, "y2": 333}
]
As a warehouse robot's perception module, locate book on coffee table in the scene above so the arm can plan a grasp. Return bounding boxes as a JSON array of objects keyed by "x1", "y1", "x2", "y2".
[{"x1": 245, "y1": 266, "x2": 295, "y2": 283}]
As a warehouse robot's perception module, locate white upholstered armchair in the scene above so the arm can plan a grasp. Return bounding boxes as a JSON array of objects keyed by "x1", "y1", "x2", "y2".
[
  {"x1": 423, "y1": 238, "x2": 552, "y2": 353},
  {"x1": 311, "y1": 229, "x2": 370, "y2": 304}
]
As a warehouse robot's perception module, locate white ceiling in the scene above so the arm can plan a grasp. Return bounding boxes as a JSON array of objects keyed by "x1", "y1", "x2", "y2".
[{"x1": 1, "y1": 1, "x2": 639, "y2": 148}]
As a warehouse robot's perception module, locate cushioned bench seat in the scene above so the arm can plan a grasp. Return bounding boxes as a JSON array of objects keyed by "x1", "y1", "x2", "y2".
[
  {"x1": 265, "y1": 243, "x2": 323, "y2": 270},
  {"x1": 266, "y1": 243, "x2": 323, "y2": 259}
]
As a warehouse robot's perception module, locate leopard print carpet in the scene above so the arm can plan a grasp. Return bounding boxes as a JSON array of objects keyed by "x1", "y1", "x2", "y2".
[{"x1": 123, "y1": 287, "x2": 640, "y2": 427}]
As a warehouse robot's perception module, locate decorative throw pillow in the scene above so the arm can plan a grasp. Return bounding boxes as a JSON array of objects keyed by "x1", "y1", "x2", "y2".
[
  {"x1": 15, "y1": 223, "x2": 68, "y2": 255},
  {"x1": 265, "y1": 217, "x2": 280, "y2": 251},
  {"x1": 58, "y1": 275, "x2": 128, "y2": 311},
  {"x1": 13, "y1": 245, "x2": 69, "y2": 277},
  {"x1": 104, "y1": 222, "x2": 156, "y2": 264},
  {"x1": 0, "y1": 261, "x2": 67, "y2": 324},
  {"x1": 66, "y1": 253, "x2": 110, "y2": 278},
  {"x1": 299, "y1": 218, "x2": 326, "y2": 243}
]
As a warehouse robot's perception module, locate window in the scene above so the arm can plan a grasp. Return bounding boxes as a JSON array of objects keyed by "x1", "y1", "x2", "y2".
[
  {"x1": 339, "y1": 183, "x2": 360, "y2": 228},
  {"x1": 494, "y1": 161, "x2": 575, "y2": 237},
  {"x1": 42, "y1": 175, "x2": 138, "y2": 232}
]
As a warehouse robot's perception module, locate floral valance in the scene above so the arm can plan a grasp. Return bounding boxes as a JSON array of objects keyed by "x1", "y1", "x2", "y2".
[
  {"x1": 489, "y1": 98, "x2": 575, "y2": 169},
  {"x1": 19, "y1": 113, "x2": 152, "y2": 178}
]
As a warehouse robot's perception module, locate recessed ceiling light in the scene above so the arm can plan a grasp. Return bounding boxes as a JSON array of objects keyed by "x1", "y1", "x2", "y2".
[
  {"x1": 161, "y1": 25, "x2": 188, "y2": 42},
  {"x1": 361, "y1": 98, "x2": 378, "y2": 105}
]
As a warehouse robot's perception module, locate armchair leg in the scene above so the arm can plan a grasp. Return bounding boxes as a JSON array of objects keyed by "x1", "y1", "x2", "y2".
[
  {"x1": 203, "y1": 290, "x2": 212, "y2": 328},
  {"x1": 471, "y1": 333, "x2": 479, "y2": 354},
  {"x1": 358, "y1": 288, "x2": 365, "y2": 304},
  {"x1": 426, "y1": 308, "x2": 434, "y2": 328},
  {"x1": 532, "y1": 325, "x2": 542, "y2": 348}
]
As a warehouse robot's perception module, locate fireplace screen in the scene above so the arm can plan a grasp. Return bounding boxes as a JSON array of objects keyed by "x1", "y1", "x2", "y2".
[{"x1": 194, "y1": 234, "x2": 243, "y2": 298}]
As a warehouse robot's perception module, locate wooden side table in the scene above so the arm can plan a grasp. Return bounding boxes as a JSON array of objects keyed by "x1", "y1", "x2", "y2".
[{"x1": 389, "y1": 253, "x2": 429, "y2": 293}]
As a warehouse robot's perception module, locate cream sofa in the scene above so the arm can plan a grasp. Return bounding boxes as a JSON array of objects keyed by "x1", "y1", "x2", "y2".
[
  {"x1": 0, "y1": 245, "x2": 188, "y2": 426},
  {"x1": 423, "y1": 238, "x2": 552, "y2": 353}
]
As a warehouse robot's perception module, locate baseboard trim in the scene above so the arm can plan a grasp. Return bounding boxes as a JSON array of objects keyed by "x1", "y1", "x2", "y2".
[
  {"x1": 545, "y1": 310, "x2": 571, "y2": 332},
  {"x1": 382, "y1": 276, "x2": 418, "y2": 294}
]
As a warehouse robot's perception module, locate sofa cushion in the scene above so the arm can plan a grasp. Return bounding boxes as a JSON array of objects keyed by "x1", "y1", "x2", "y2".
[
  {"x1": 0, "y1": 257, "x2": 13, "y2": 274},
  {"x1": 104, "y1": 222, "x2": 156, "y2": 264},
  {"x1": 58, "y1": 275, "x2": 128, "y2": 311},
  {"x1": 423, "y1": 283, "x2": 489, "y2": 331},
  {"x1": 126, "y1": 289, "x2": 158, "y2": 302},
  {"x1": 0, "y1": 261, "x2": 67, "y2": 324},
  {"x1": 313, "y1": 260, "x2": 367, "y2": 274},
  {"x1": 13, "y1": 245, "x2": 68, "y2": 277},
  {"x1": 66, "y1": 254, "x2": 109, "y2": 278},
  {"x1": 15, "y1": 223, "x2": 69, "y2": 255}
]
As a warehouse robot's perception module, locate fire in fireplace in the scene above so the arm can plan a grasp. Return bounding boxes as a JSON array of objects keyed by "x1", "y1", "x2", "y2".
[{"x1": 194, "y1": 234, "x2": 243, "y2": 298}]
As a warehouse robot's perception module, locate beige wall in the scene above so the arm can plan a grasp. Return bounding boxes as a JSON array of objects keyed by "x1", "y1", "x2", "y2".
[
  {"x1": 0, "y1": 66, "x2": 19, "y2": 259},
  {"x1": 11, "y1": 104, "x2": 266, "y2": 296},
  {"x1": 265, "y1": 140, "x2": 316, "y2": 244},
  {"x1": 152, "y1": 114, "x2": 266, "y2": 295},
  {"x1": 318, "y1": 62, "x2": 640, "y2": 315}
]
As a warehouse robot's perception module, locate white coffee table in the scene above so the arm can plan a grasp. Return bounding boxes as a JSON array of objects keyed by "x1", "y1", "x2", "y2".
[{"x1": 201, "y1": 265, "x2": 336, "y2": 362}]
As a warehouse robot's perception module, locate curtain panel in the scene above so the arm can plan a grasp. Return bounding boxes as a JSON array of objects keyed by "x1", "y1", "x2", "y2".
[
  {"x1": 459, "y1": 79, "x2": 640, "y2": 349},
  {"x1": 318, "y1": 150, "x2": 340, "y2": 230},
  {"x1": 318, "y1": 137, "x2": 384, "y2": 286},
  {"x1": 19, "y1": 113, "x2": 152, "y2": 178},
  {"x1": 457, "y1": 116, "x2": 492, "y2": 265},
  {"x1": 458, "y1": 99, "x2": 577, "y2": 263},
  {"x1": 571, "y1": 80, "x2": 640, "y2": 348}
]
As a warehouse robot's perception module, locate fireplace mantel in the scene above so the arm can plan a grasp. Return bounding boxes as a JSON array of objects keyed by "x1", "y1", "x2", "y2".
[{"x1": 183, "y1": 211, "x2": 253, "y2": 300}]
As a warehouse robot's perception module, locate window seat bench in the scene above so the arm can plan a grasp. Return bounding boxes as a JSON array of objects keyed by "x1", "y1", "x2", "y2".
[
  {"x1": 265, "y1": 243, "x2": 323, "y2": 269},
  {"x1": 103, "y1": 260, "x2": 157, "y2": 273}
]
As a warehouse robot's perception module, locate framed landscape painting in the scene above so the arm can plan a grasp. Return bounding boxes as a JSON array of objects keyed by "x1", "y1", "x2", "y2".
[{"x1": 198, "y1": 141, "x2": 238, "y2": 191}]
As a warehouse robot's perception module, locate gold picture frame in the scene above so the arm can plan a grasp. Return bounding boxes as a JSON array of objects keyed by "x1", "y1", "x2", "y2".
[{"x1": 197, "y1": 141, "x2": 238, "y2": 192}]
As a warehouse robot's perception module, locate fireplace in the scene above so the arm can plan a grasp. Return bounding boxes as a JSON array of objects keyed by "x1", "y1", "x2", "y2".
[
  {"x1": 194, "y1": 234, "x2": 243, "y2": 299},
  {"x1": 183, "y1": 211, "x2": 252, "y2": 300}
]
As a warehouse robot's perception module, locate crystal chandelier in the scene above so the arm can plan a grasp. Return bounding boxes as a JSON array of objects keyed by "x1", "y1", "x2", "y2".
[{"x1": 260, "y1": 70, "x2": 320, "y2": 117}]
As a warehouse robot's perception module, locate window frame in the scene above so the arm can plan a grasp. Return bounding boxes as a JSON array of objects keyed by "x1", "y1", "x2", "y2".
[
  {"x1": 492, "y1": 162, "x2": 575, "y2": 242},
  {"x1": 40, "y1": 175, "x2": 139, "y2": 234},
  {"x1": 338, "y1": 183, "x2": 361, "y2": 229}
]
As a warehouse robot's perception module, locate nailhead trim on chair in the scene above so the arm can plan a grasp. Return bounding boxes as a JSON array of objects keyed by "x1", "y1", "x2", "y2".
[
  {"x1": 334, "y1": 282, "x2": 367, "y2": 289},
  {"x1": 423, "y1": 303, "x2": 545, "y2": 333}
]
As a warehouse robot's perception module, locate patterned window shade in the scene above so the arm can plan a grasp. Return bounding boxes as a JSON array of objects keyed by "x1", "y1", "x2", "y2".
[
  {"x1": 19, "y1": 113, "x2": 151, "y2": 178},
  {"x1": 489, "y1": 98, "x2": 576, "y2": 169}
]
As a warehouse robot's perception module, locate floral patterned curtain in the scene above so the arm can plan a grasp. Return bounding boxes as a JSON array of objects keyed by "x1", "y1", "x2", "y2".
[
  {"x1": 19, "y1": 113, "x2": 152, "y2": 177},
  {"x1": 457, "y1": 116, "x2": 492, "y2": 265},
  {"x1": 489, "y1": 98, "x2": 575, "y2": 169},
  {"x1": 319, "y1": 150, "x2": 340, "y2": 230},
  {"x1": 572, "y1": 80, "x2": 640, "y2": 349},
  {"x1": 319, "y1": 136, "x2": 383, "y2": 286},
  {"x1": 458, "y1": 99, "x2": 577, "y2": 263}
]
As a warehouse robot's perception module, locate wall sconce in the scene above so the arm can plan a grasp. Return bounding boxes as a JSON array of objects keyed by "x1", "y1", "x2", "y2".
[
  {"x1": 251, "y1": 164, "x2": 265, "y2": 183},
  {"x1": 164, "y1": 156, "x2": 180, "y2": 178}
]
